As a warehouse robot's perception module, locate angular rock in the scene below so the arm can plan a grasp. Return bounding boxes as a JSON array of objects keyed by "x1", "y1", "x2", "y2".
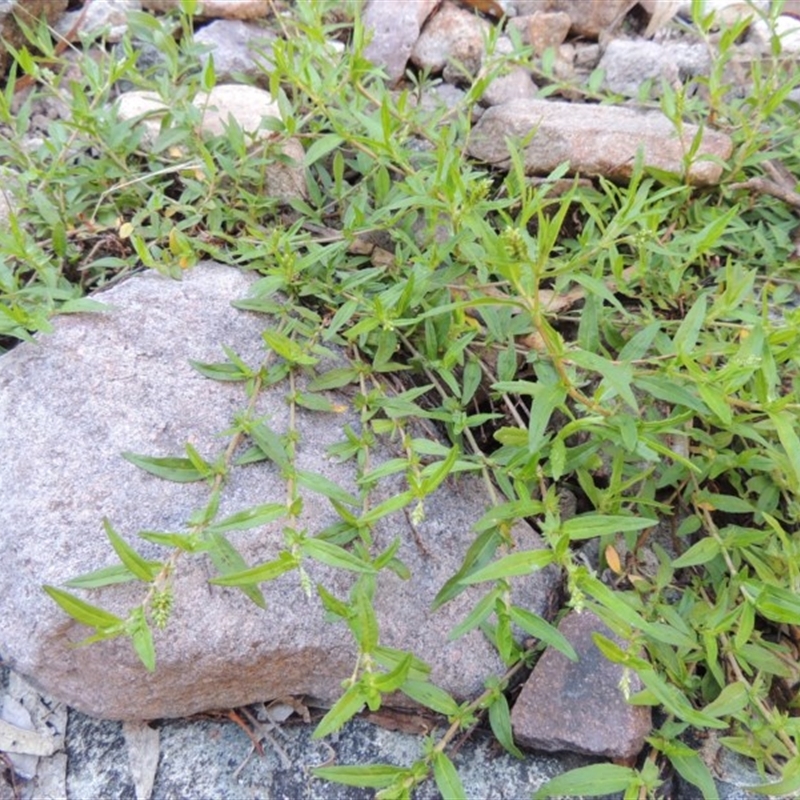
[
  {"x1": 362, "y1": 0, "x2": 440, "y2": 85},
  {"x1": 511, "y1": 610, "x2": 651, "y2": 760},
  {"x1": 194, "y1": 19, "x2": 277, "y2": 84},
  {"x1": 142, "y1": 0, "x2": 269, "y2": 20},
  {"x1": 467, "y1": 98, "x2": 732, "y2": 185},
  {"x1": 512, "y1": 0, "x2": 636, "y2": 39},
  {"x1": 599, "y1": 39, "x2": 710, "y2": 97},
  {"x1": 115, "y1": 84, "x2": 306, "y2": 202},
  {"x1": 509, "y1": 11, "x2": 572, "y2": 55},
  {"x1": 0, "y1": 0, "x2": 68, "y2": 75},
  {"x1": 0, "y1": 263, "x2": 560, "y2": 720},
  {"x1": 411, "y1": 0, "x2": 491, "y2": 78},
  {"x1": 55, "y1": 0, "x2": 137, "y2": 42}
]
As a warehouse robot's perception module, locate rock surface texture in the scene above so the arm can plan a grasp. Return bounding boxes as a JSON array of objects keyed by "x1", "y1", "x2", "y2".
[
  {"x1": 467, "y1": 98, "x2": 733, "y2": 185},
  {"x1": 0, "y1": 263, "x2": 559, "y2": 721},
  {"x1": 511, "y1": 611, "x2": 652, "y2": 760}
]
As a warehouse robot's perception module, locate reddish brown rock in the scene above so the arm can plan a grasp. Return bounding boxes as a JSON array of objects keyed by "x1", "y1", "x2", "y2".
[
  {"x1": 467, "y1": 98, "x2": 732, "y2": 185},
  {"x1": 511, "y1": 610, "x2": 651, "y2": 759},
  {"x1": 363, "y1": 0, "x2": 440, "y2": 85},
  {"x1": 411, "y1": 0, "x2": 491, "y2": 78},
  {"x1": 0, "y1": 1, "x2": 68, "y2": 75},
  {"x1": 512, "y1": 0, "x2": 636, "y2": 39},
  {"x1": 142, "y1": 0, "x2": 269, "y2": 19},
  {"x1": 509, "y1": 11, "x2": 572, "y2": 55}
]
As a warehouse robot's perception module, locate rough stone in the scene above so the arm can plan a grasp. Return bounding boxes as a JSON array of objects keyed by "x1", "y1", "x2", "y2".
[
  {"x1": 511, "y1": 610, "x2": 652, "y2": 760},
  {"x1": 362, "y1": 0, "x2": 440, "y2": 85},
  {"x1": 466, "y1": 98, "x2": 733, "y2": 185},
  {"x1": 194, "y1": 19, "x2": 277, "y2": 84},
  {"x1": 142, "y1": 0, "x2": 269, "y2": 20},
  {"x1": 509, "y1": 11, "x2": 572, "y2": 55},
  {"x1": 751, "y1": 14, "x2": 800, "y2": 53},
  {"x1": 480, "y1": 37, "x2": 537, "y2": 106},
  {"x1": 115, "y1": 84, "x2": 306, "y2": 202},
  {"x1": 511, "y1": 0, "x2": 636, "y2": 39},
  {"x1": 0, "y1": 263, "x2": 560, "y2": 721},
  {"x1": 599, "y1": 39, "x2": 711, "y2": 97},
  {"x1": 411, "y1": 0, "x2": 491, "y2": 79},
  {"x1": 54, "y1": 0, "x2": 138, "y2": 42},
  {"x1": 0, "y1": 0, "x2": 68, "y2": 76}
]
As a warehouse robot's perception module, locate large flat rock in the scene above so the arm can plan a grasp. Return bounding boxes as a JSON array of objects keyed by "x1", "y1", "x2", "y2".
[
  {"x1": 0, "y1": 263, "x2": 559, "y2": 721},
  {"x1": 467, "y1": 98, "x2": 732, "y2": 185}
]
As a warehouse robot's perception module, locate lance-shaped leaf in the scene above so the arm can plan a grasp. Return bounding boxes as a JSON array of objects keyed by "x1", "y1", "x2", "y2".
[
  {"x1": 122, "y1": 451, "x2": 206, "y2": 483},
  {"x1": 103, "y1": 518, "x2": 160, "y2": 582},
  {"x1": 561, "y1": 513, "x2": 653, "y2": 541},
  {"x1": 433, "y1": 751, "x2": 467, "y2": 800},
  {"x1": 43, "y1": 586, "x2": 125, "y2": 632},
  {"x1": 311, "y1": 763, "x2": 408, "y2": 789},
  {"x1": 458, "y1": 549, "x2": 554, "y2": 584},
  {"x1": 534, "y1": 763, "x2": 639, "y2": 798},
  {"x1": 312, "y1": 683, "x2": 367, "y2": 739},
  {"x1": 204, "y1": 530, "x2": 267, "y2": 608},
  {"x1": 65, "y1": 563, "x2": 143, "y2": 589},
  {"x1": 206, "y1": 503, "x2": 286, "y2": 534},
  {"x1": 210, "y1": 550, "x2": 298, "y2": 586},
  {"x1": 301, "y1": 538, "x2": 376, "y2": 573},
  {"x1": 508, "y1": 606, "x2": 577, "y2": 661}
]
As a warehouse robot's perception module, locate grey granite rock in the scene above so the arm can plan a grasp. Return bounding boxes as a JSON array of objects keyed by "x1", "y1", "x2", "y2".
[
  {"x1": 0, "y1": 263, "x2": 559, "y2": 721},
  {"x1": 467, "y1": 98, "x2": 733, "y2": 185}
]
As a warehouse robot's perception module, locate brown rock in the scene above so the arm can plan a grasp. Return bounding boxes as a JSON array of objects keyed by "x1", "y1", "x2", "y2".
[
  {"x1": 467, "y1": 98, "x2": 732, "y2": 185},
  {"x1": 411, "y1": 0, "x2": 491, "y2": 78},
  {"x1": 141, "y1": 0, "x2": 269, "y2": 19},
  {"x1": 363, "y1": 0, "x2": 440, "y2": 85},
  {"x1": 511, "y1": 610, "x2": 651, "y2": 759},
  {"x1": 509, "y1": 11, "x2": 572, "y2": 54},
  {"x1": 512, "y1": 0, "x2": 636, "y2": 39},
  {"x1": 0, "y1": 0, "x2": 68, "y2": 76}
]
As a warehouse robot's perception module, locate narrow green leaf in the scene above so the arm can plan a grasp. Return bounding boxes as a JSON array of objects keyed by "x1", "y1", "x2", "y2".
[
  {"x1": 637, "y1": 670, "x2": 727, "y2": 728},
  {"x1": 301, "y1": 538, "x2": 376, "y2": 572},
  {"x1": 188, "y1": 359, "x2": 249, "y2": 382},
  {"x1": 304, "y1": 133, "x2": 345, "y2": 168},
  {"x1": 433, "y1": 751, "x2": 467, "y2": 800},
  {"x1": 660, "y1": 743, "x2": 719, "y2": 800},
  {"x1": 673, "y1": 294, "x2": 707, "y2": 355},
  {"x1": 311, "y1": 763, "x2": 406, "y2": 788},
  {"x1": 263, "y1": 329, "x2": 318, "y2": 365},
  {"x1": 296, "y1": 470, "x2": 359, "y2": 506},
  {"x1": 702, "y1": 682, "x2": 749, "y2": 718},
  {"x1": 508, "y1": 606, "x2": 577, "y2": 661},
  {"x1": 359, "y1": 491, "x2": 414, "y2": 525},
  {"x1": 205, "y1": 530, "x2": 267, "y2": 608},
  {"x1": 534, "y1": 763, "x2": 639, "y2": 799},
  {"x1": 561, "y1": 514, "x2": 653, "y2": 540},
  {"x1": 307, "y1": 367, "x2": 360, "y2": 392},
  {"x1": 138, "y1": 531, "x2": 199, "y2": 551},
  {"x1": 209, "y1": 550, "x2": 297, "y2": 587},
  {"x1": 528, "y1": 382, "x2": 566, "y2": 455},
  {"x1": 420, "y1": 446, "x2": 458, "y2": 495},
  {"x1": 400, "y1": 680, "x2": 459, "y2": 716},
  {"x1": 458, "y1": 549, "x2": 554, "y2": 584},
  {"x1": 65, "y1": 563, "x2": 141, "y2": 589},
  {"x1": 373, "y1": 653, "x2": 413, "y2": 693},
  {"x1": 130, "y1": 609, "x2": 156, "y2": 672},
  {"x1": 671, "y1": 536, "x2": 722, "y2": 568},
  {"x1": 768, "y1": 410, "x2": 800, "y2": 490},
  {"x1": 122, "y1": 451, "x2": 205, "y2": 483},
  {"x1": 249, "y1": 422, "x2": 289, "y2": 469},
  {"x1": 488, "y1": 693, "x2": 525, "y2": 759},
  {"x1": 206, "y1": 503, "x2": 286, "y2": 534},
  {"x1": 313, "y1": 684, "x2": 367, "y2": 739},
  {"x1": 432, "y1": 528, "x2": 501, "y2": 609},
  {"x1": 752, "y1": 583, "x2": 800, "y2": 625},
  {"x1": 43, "y1": 586, "x2": 124, "y2": 631},
  {"x1": 103, "y1": 518, "x2": 158, "y2": 582}
]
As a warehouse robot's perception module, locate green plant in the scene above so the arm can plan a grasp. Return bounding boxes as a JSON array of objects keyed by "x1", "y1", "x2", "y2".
[{"x1": 6, "y1": 0, "x2": 800, "y2": 797}]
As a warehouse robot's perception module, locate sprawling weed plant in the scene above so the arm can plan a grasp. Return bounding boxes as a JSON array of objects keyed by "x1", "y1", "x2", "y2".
[{"x1": 4, "y1": 0, "x2": 800, "y2": 796}]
